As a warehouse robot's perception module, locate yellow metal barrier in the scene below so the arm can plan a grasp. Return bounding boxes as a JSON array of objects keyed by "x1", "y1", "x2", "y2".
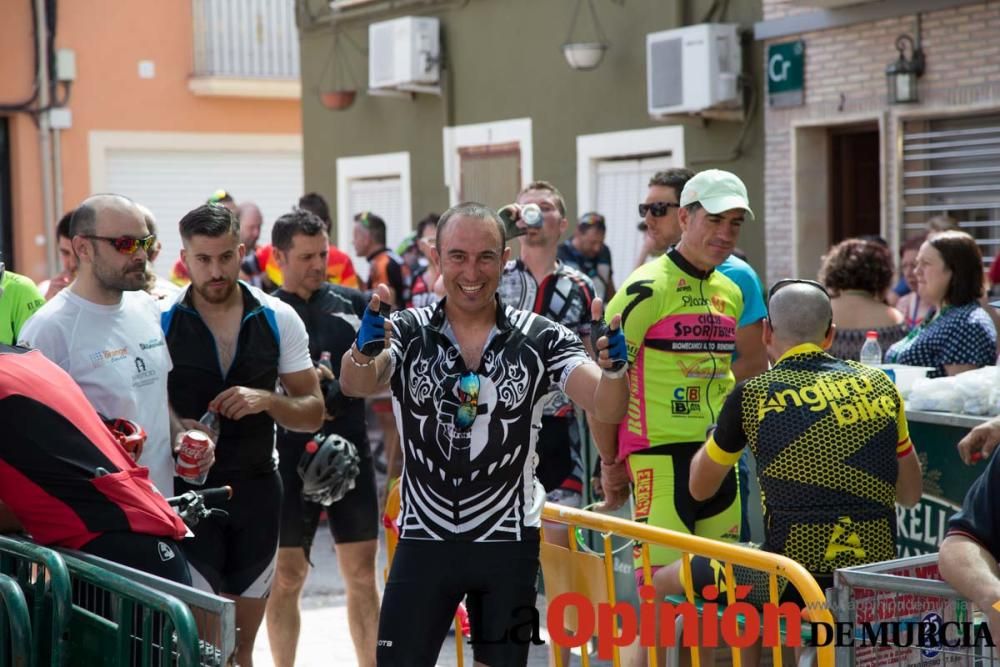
[
  {"x1": 381, "y1": 484, "x2": 834, "y2": 667},
  {"x1": 541, "y1": 502, "x2": 835, "y2": 667}
]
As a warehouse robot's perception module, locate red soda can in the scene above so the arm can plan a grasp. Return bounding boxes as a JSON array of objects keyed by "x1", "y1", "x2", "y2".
[{"x1": 176, "y1": 430, "x2": 210, "y2": 486}]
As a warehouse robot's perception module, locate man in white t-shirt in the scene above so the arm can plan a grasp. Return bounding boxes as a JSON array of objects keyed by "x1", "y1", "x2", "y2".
[{"x1": 19, "y1": 194, "x2": 206, "y2": 498}]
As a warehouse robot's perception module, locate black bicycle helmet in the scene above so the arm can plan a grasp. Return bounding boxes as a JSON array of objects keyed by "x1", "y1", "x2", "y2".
[{"x1": 297, "y1": 433, "x2": 361, "y2": 506}]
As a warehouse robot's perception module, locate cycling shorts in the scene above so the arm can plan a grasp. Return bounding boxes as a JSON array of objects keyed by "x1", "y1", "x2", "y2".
[
  {"x1": 81, "y1": 532, "x2": 192, "y2": 586},
  {"x1": 377, "y1": 539, "x2": 539, "y2": 667},
  {"x1": 175, "y1": 469, "x2": 282, "y2": 598},
  {"x1": 277, "y1": 438, "x2": 379, "y2": 546},
  {"x1": 685, "y1": 543, "x2": 833, "y2": 607},
  {"x1": 628, "y1": 443, "x2": 741, "y2": 573}
]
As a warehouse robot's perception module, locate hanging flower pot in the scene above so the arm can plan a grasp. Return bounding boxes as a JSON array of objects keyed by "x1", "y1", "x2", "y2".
[
  {"x1": 562, "y1": 0, "x2": 610, "y2": 71},
  {"x1": 562, "y1": 42, "x2": 608, "y2": 71},
  {"x1": 317, "y1": 31, "x2": 362, "y2": 111},
  {"x1": 320, "y1": 90, "x2": 357, "y2": 110}
]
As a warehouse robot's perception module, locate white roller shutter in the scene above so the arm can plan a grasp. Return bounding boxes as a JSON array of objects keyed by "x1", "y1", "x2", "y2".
[
  {"x1": 594, "y1": 155, "x2": 674, "y2": 281},
  {"x1": 902, "y1": 113, "x2": 1000, "y2": 264},
  {"x1": 104, "y1": 148, "x2": 303, "y2": 280},
  {"x1": 342, "y1": 176, "x2": 403, "y2": 284}
]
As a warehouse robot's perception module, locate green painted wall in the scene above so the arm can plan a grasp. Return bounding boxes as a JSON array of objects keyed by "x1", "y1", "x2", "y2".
[{"x1": 299, "y1": 0, "x2": 766, "y2": 273}]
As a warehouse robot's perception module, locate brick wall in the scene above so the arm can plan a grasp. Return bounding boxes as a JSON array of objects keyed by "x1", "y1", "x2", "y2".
[
  {"x1": 764, "y1": 0, "x2": 814, "y2": 21},
  {"x1": 761, "y1": 2, "x2": 1000, "y2": 283}
]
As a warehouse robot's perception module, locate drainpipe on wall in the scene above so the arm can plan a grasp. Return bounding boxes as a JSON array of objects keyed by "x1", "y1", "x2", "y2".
[
  {"x1": 52, "y1": 128, "x2": 63, "y2": 221},
  {"x1": 35, "y1": 0, "x2": 57, "y2": 275}
]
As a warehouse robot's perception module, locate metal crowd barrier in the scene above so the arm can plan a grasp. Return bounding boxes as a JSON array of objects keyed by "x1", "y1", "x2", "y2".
[
  {"x1": 831, "y1": 553, "x2": 995, "y2": 666},
  {"x1": 58, "y1": 553, "x2": 202, "y2": 666},
  {"x1": 0, "y1": 534, "x2": 235, "y2": 666},
  {"x1": 60, "y1": 550, "x2": 236, "y2": 667},
  {"x1": 0, "y1": 573, "x2": 33, "y2": 667},
  {"x1": 540, "y1": 503, "x2": 834, "y2": 667},
  {"x1": 0, "y1": 535, "x2": 72, "y2": 666}
]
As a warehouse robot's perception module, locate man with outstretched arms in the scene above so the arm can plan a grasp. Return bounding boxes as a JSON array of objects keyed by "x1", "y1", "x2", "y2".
[
  {"x1": 341, "y1": 202, "x2": 629, "y2": 666},
  {"x1": 601, "y1": 169, "x2": 753, "y2": 575},
  {"x1": 162, "y1": 203, "x2": 324, "y2": 667}
]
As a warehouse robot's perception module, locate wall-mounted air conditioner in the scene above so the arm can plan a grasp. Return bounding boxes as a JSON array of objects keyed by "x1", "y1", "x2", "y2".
[
  {"x1": 647, "y1": 23, "x2": 742, "y2": 118},
  {"x1": 368, "y1": 16, "x2": 440, "y2": 95}
]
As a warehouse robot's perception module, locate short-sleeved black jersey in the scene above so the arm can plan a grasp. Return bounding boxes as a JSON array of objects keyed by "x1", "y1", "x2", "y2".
[
  {"x1": 706, "y1": 343, "x2": 913, "y2": 575},
  {"x1": 946, "y1": 449, "x2": 1000, "y2": 558},
  {"x1": 388, "y1": 297, "x2": 592, "y2": 542},
  {"x1": 273, "y1": 283, "x2": 368, "y2": 448},
  {"x1": 498, "y1": 260, "x2": 595, "y2": 420}
]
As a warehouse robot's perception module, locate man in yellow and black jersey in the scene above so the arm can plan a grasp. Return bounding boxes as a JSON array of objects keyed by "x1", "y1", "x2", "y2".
[{"x1": 656, "y1": 280, "x2": 923, "y2": 607}]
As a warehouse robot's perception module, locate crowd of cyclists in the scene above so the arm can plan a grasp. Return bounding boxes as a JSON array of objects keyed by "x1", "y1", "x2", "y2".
[{"x1": 2, "y1": 164, "x2": 1000, "y2": 667}]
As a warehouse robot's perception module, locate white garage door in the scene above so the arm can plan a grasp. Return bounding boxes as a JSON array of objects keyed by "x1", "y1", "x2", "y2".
[{"x1": 104, "y1": 149, "x2": 303, "y2": 280}]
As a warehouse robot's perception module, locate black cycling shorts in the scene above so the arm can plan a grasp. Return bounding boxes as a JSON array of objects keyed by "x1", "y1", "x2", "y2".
[
  {"x1": 377, "y1": 539, "x2": 540, "y2": 667},
  {"x1": 175, "y1": 469, "x2": 282, "y2": 598},
  {"x1": 277, "y1": 437, "x2": 379, "y2": 547},
  {"x1": 81, "y1": 532, "x2": 192, "y2": 586}
]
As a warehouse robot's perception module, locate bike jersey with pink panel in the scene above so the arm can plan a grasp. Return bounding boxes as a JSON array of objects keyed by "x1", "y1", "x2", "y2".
[{"x1": 604, "y1": 247, "x2": 744, "y2": 456}]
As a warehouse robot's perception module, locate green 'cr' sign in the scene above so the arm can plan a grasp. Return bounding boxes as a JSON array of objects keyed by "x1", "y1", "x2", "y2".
[{"x1": 767, "y1": 40, "x2": 804, "y2": 107}]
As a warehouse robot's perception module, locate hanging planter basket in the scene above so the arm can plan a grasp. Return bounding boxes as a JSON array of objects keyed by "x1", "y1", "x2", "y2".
[
  {"x1": 320, "y1": 90, "x2": 357, "y2": 110},
  {"x1": 562, "y1": 41, "x2": 608, "y2": 71},
  {"x1": 562, "y1": 0, "x2": 610, "y2": 71},
  {"x1": 317, "y1": 31, "x2": 362, "y2": 111}
]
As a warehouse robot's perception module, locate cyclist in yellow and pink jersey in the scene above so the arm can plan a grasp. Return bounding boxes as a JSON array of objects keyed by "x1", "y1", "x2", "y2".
[{"x1": 603, "y1": 169, "x2": 754, "y2": 575}]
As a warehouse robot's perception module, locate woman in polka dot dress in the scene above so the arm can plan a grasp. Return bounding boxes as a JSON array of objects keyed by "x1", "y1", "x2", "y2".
[{"x1": 885, "y1": 231, "x2": 996, "y2": 378}]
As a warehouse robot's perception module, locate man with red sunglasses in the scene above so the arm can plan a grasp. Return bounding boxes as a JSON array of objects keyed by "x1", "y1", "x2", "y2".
[{"x1": 19, "y1": 194, "x2": 210, "y2": 499}]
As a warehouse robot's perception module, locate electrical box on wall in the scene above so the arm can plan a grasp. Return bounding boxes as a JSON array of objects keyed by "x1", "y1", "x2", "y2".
[
  {"x1": 368, "y1": 16, "x2": 441, "y2": 95},
  {"x1": 647, "y1": 23, "x2": 743, "y2": 119}
]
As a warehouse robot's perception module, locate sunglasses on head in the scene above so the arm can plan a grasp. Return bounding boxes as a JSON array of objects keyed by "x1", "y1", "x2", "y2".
[
  {"x1": 207, "y1": 189, "x2": 231, "y2": 204},
  {"x1": 638, "y1": 202, "x2": 679, "y2": 218},
  {"x1": 455, "y1": 371, "x2": 480, "y2": 431},
  {"x1": 82, "y1": 234, "x2": 157, "y2": 255},
  {"x1": 766, "y1": 279, "x2": 832, "y2": 332}
]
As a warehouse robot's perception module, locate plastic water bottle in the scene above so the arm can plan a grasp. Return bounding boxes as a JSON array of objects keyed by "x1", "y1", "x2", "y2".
[
  {"x1": 859, "y1": 330, "x2": 882, "y2": 366},
  {"x1": 318, "y1": 351, "x2": 333, "y2": 372}
]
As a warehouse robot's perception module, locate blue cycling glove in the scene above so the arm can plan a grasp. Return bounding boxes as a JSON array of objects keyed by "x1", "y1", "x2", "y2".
[
  {"x1": 589, "y1": 320, "x2": 627, "y2": 372},
  {"x1": 357, "y1": 302, "x2": 391, "y2": 357}
]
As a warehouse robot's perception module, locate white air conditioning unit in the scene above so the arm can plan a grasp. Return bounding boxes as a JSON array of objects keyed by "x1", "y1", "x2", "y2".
[
  {"x1": 647, "y1": 23, "x2": 742, "y2": 118},
  {"x1": 368, "y1": 16, "x2": 440, "y2": 95}
]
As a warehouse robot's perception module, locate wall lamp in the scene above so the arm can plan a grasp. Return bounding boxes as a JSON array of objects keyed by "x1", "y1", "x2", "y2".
[{"x1": 886, "y1": 33, "x2": 926, "y2": 105}]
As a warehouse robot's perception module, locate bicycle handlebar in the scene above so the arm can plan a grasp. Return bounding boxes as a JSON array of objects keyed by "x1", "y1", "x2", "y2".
[{"x1": 166, "y1": 485, "x2": 233, "y2": 507}]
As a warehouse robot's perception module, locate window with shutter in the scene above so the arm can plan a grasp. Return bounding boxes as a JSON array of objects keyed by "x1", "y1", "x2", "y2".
[
  {"x1": 458, "y1": 142, "x2": 520, "y2": 208},
  {"x1": 594, "y1": 155, "x2": 675, "y2": 279},
  {"x1": 346, "y1": 176, "x2": 403, "y2": 283},
  {"x1": 902, "y1": 114, "x2": 1000, "y2": 266}
]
